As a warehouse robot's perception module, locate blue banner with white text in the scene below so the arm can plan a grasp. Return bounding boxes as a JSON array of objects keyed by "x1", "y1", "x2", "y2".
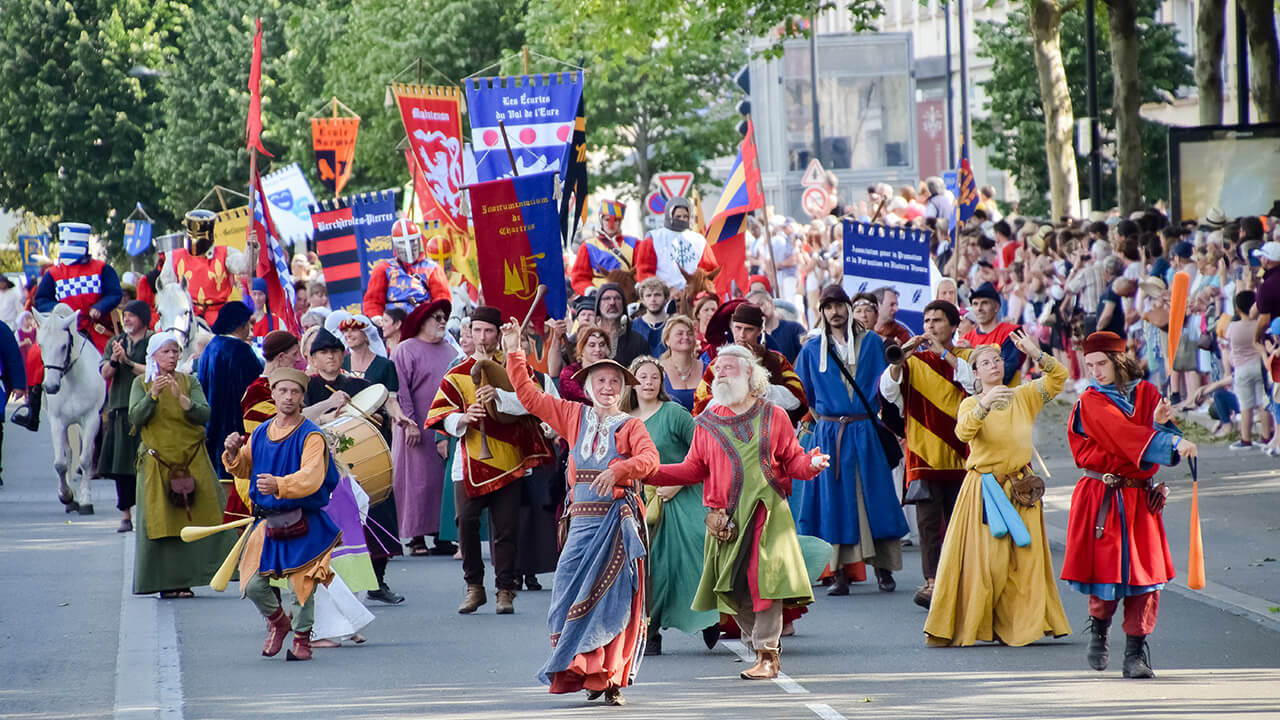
[
  {"x1": 350, "y1": 190, "x2": 399, "y2": 292},
  {"x1": 841, "y1": 221, "x2": 931, "y2": 334}
]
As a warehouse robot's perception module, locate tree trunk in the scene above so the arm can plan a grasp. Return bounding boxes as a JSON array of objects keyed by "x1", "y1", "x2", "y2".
[
  {"x1": 1241, "y1": 0, "x2": 1280, "y2": 122},
  {"x1": 633, "y1": 115, "x2": 652, "y2": 202},
  {"x1": 1195, "y1": 0, "x2": 1226, "y2": 125},
  {"x1": 1106, "y1": 0, "x2": 1142, "y2": 212},
  {"x1": 1028, "y1": 0, "x2": 1080, "y2": 219}
]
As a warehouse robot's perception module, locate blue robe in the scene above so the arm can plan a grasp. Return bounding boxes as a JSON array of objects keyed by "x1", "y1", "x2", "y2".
[
  {"x1": 249, "y1": 417, "x2": 342, "y2": 576},
  {"x1": 197, "y1": 335, "x2": 263, "y2": 478},
  {"x1": 792, "y1": 331, "x2": 908, "y2": 545}
]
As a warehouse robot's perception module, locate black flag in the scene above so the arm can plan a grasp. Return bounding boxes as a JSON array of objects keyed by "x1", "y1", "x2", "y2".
[{"x1": 559, "y1": 95, "x2": 588, "y2": 247}]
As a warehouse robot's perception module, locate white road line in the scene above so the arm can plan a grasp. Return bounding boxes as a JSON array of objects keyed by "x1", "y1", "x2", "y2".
[
  {"x1": 806, "y1": 703, "x2": 849, "y2": 720},
  {"x1": 114, "y1": 535, "x2": 184, "y2": 720},
  {"x1": 723, "y1": 639, "x2": 850, "y2": 718}
]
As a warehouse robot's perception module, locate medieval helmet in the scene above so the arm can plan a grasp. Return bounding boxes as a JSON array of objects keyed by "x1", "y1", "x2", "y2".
[
  {"x1": 183, "y1": 209, "x2": 217, "y2": 255},
  {"x1": 663, "y1": 196, "x2": 691, "y2": 232},
  {"x1": 390, "y1": 218, "x2": 423, "y2": 263}
]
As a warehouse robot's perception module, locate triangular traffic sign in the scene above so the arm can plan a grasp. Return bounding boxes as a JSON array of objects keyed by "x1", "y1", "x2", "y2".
[
  {"x1": 656, "y1": 172, "x2": 694, "y2": 200},
  {"x1": 800, "y1": 158, "x2": 826, "y2": 188}
]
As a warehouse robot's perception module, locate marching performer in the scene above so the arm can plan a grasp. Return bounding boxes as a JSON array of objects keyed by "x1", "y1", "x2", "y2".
[
  {"x1": 633, "y1": 197, "x2": 718, "y2": 292},
  {"x1": 34, "y1": 222, "x2": 123, "y2": 351},
  {"x1": 222, "y1": 367, "x2": 343, "y2": 662},
  {"x1": 648, "y1": 345, "x2": 829, "y2": 681},
  {"x1": 363, "y1": 218, "x2": 450, "y2": 321},
  {"x1": 165, "y1": 209, "x2": 253, "y2": 325},
  {"x1": 426, "y1": 306, "x2": 552, "y2": 615},
  {"x1": 129, "y1": 332, "x2": 232, "y2": 597},
  {"x1": 570, "y1": 200, "x2": 637, "y2": 296},
  {"x1": 794, "y1": 284, "x2": 909, "y2": 595},
  {"x1": 501, "y1": 319, "x2": 658, "y2": 706},
  {"x1": 924, "y1": 330, "x2": 1072, "y2": 647},
  {"x1": 1062, "y1": 331, "x2": 1196, "y2": 679}
]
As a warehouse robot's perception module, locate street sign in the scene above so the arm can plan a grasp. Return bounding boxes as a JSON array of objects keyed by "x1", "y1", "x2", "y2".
[
  {"x1": 655, "y1": 172, "x2": 694, "y2": 200},
  {"x1": 800, "y1": 158, "x2": 827, "y2": 188},
  {"x1": 646, "y1": 191, "x2": 667, "y2": 216},
  {"x1": 802, "y1": 186, "x2": 833, "y2": 219}
]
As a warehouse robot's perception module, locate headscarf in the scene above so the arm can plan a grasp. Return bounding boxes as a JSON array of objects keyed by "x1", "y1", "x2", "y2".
[
  {"x1": 325, "y1": 310, "x2": 387, "y2": 357},
  {"x1": 145, "y1": 331, "x2": 181, "y2": 382}
]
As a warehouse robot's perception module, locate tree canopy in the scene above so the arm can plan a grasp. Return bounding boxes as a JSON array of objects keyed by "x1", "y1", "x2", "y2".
[{"x1": 974, "y1": 0, "x2": 1193, "y2": 217}]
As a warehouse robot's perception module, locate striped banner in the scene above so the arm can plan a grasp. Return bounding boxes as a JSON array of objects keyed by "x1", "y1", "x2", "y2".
[{"x1": 309, "y1": 198, "x2": 362, "y2": 313}]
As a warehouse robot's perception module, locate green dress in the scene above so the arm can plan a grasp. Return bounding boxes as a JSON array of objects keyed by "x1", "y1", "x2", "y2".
[
  {"x1": 641, "y1": 402, "x2": 719, "y2": 634},
  {"x1": 129, "y1": 373, "x2": 233, "y2": 594},
  {"x1": 693, "y1": 406, "x2": 814, "y2": 615},
  {"x1": 99, "y1": 332, "x2": 151, "y2": 478}
]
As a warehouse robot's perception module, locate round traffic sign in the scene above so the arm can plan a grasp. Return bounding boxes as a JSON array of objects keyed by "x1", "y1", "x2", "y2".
[
  {"x1": 802, "y1": 186, "x2": 833, "y2": 219},
  {"x1": 646, "y1": 191, "x2": 667, "y2": 216}
]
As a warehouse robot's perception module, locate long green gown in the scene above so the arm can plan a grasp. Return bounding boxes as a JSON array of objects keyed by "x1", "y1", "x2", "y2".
[
  {"x1": 641, "y1": 402, "x2": 719, "y2": 634},
  {"x1": 129, "y1": 373, "x2": 234, "y2": 594}
]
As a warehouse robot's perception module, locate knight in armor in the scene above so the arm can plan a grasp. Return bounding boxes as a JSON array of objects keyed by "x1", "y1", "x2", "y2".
[
  {"x1": 633, "y1": 197, "x2": 719, "y2": 292},
  {"x1": 363, "y1": 218, "x2": 450, "y2": 321},
  {"x1": 165, "y1": 210, "x2": 252, "y2": 325},
  {"x1": 570, "y1": 199, "x2": 637, "y2": 296},
  {"x1": 34, "y1": 222, "x2": 123, "y2": 352}
]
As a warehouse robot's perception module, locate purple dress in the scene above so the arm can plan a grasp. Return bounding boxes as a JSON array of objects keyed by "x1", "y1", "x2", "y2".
[{"x1": 391, "y1": 337, "x2": 458, "y2": 537}]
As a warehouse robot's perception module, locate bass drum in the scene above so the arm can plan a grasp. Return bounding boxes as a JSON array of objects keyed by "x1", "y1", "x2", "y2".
[{"x1": 322, "y1": 415, "x2": 393, "y2": 507}]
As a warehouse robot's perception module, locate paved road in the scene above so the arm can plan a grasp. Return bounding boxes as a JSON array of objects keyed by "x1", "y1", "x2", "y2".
[{"x1": 1, "y1": 395, "x2": 1277, "y2": 720}]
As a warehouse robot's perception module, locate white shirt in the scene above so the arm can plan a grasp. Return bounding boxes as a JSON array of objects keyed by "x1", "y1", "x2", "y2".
[{"x1": 879, "y1": 352, "x2": 974, "y2": 412}]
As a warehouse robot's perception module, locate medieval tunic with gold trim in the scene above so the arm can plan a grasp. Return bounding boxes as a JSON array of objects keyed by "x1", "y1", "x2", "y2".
[
  {"x1": 504, "y1": 351, "x2": 658, "y2": 693},
  {"x1": 425, "y1": 353, "x2": 551, "y2": 499},
  {"x1": 170, "y1": 246, "x2": 235, "y2": 325}
]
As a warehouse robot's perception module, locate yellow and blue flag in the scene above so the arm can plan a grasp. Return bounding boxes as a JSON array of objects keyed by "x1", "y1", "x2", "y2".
[{"x1": 706, "y1": 119, "x2": 764, "y2": 297}]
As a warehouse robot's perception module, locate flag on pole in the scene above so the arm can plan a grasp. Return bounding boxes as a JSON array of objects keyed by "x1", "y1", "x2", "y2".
[
  {"x1": 954, "y1": 136, "x2": 978, "y2": 234},
  {"x1": 705, "y1": 119, "x2": 764, "y2": 298},
  {"x1": 469, "y1": 171, "x2": 567, "y2": 326},
  {"x1": 245, "y1": 18, "x2": 272, "y2": 158},
  {"x1": 251, "y1": 170, "x2": 300, "y2": 335}
]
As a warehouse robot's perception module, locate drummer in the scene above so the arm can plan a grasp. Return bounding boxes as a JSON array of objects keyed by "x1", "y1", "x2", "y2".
[
  {"x1": 305, "y1": 327, "x2": 406, "y2": 606},
  {"x1": 334, "y1": 313, "x2": 414, "y2": 443}
]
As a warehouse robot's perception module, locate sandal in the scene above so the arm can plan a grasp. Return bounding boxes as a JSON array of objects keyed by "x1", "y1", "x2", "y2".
[
  {"x1": 409, "y1": 544, "x2": 430, "y2": 557},
  {"x1": 159, "y1": 589, "x2": 195, "y2": 599}
]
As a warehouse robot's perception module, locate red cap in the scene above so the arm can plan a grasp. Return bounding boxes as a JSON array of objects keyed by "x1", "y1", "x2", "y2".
[{"x1": 1082, "y1": 331, "x2": 1126, "y2": 355}]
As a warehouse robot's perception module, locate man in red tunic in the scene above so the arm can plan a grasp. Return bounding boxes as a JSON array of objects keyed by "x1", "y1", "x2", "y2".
[
  {"x1": 1063, "y1": 331, "x2": 1197, "y2": 679},
  {"x1": 363, "y1": 218, "x2": 450, "y2": 321},
  {"x1": 961, "y1": 282, "x2": 1025, "y2": 385},
  {"x1": 569, "y1": 199, "x2": 637, "y2": 296},
  {"x1": 166, "y1": 210, "x2": 252, "y2": 325},
  {"x1": 693, "y1": 300, "x2": 807, "y2": 425},
  {"x1": 34, "y1": 222, "x2": 123, "y2": 352}
]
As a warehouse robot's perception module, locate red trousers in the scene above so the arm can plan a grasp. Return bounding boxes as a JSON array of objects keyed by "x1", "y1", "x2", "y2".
[{"x1": 1089, "y1": 591, "x2": 1159, "y2": 636}]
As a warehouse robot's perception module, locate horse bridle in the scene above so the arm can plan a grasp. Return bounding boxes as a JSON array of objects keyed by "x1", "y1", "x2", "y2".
[
  {"x1": 44, "y1": 324, "x2": 85, "y2": 393},
  {"x1": 163, "y1": 304, "x2": 196, "y2": 347}
]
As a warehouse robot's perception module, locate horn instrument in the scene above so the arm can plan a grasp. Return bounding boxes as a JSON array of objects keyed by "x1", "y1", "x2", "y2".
[
  {"x1": 210, "y1": 518, "x2": 257, "y2": 592},
  {"x1": 180, "y1": 516, "x2": 253, "y2": 542}
]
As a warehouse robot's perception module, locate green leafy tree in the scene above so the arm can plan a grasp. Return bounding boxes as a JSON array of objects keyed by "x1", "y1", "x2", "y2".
[
  {"x1": 145, "y1": 1, "x2": 296, "y2": 218},
  {"x1": 974, "y1": 0, "x2": 1193, "y2": 217},
  {"x1": 278, "y1": 0, "x2": 527, "y2": 196},
  {"x1": 0, "y1": 0, "x2": 183, "y2": 245}
]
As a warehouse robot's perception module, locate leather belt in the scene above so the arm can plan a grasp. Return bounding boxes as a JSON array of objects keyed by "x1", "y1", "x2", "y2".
[
  {"x1": 814, "y1": 413, "x2": 869, "y2": 472},
  {"x1": 1083, "y1": 470, "x2": 1150, "y2": 538}
]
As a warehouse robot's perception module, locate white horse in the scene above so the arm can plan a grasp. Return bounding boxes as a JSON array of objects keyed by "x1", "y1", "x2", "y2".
[
  {"x1": 154, "y1": 273, "x2": 212, "y2": 369},
  {"x1": 33, "y1": 305, "x2": 105, "y2": 515}
]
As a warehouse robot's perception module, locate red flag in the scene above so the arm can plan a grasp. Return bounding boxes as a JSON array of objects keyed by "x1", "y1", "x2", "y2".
[
  {"x1": 245, "y1": 18, "x2": 273, "y2": 157},
  {"x1": 251, "y1": 169, "x2": 300, "y2": 336}
]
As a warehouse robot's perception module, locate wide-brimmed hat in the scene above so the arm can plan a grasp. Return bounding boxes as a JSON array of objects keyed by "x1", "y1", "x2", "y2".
[
  {"x1": 1203, "y1": 207, "x2": 1228, "y2": 229},
  {"x1": 401, "y1": 298, "x2": 452, "y2": 339},
  {"x1": 570, "y1": 358, "x2": 637, "y2": 387},
  {"x1": 704, "y1": 298, "x2": 750, "y2": 348}
]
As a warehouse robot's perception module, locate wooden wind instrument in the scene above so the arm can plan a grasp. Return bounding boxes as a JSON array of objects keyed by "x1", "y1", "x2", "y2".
[
  {"x1": 210, "y1": 519, "x2": 257, "y2": 592},
  {"x1": 179, "y1": 516, "x2": 253, "y2": 542}
]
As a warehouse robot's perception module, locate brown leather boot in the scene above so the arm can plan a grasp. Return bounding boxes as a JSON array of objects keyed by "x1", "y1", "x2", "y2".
[
  {"x1": 739, "y1": 649, "x2": 780, "y2": 679},
  {"x1": 261, "y1": 608, "x2": 292, "y2": 657},
  {"x1": 458, "y1": 584, "x2": 486, "y2": 614},
  {"x1": 286, "y1": 631, "x2": 312, "y2": 661},
  {"x1": 495, "y1": 588, "x2": 516, "y2": 614}
]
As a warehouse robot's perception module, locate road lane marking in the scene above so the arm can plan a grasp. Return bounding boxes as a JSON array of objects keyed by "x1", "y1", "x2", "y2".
[
  {"x1": 722, "y1": 639, "x2": 850, "y2": 718},
  {"x1": 114, "y1": 535, "x2": 184, "y2": 720}
]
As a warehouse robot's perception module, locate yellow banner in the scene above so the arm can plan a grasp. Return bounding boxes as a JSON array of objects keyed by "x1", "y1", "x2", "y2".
[{"x1": 214, "y1": 207, "x2": 251, "y2": 252}]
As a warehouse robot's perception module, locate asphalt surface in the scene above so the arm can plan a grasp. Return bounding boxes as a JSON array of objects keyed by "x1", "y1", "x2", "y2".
[{"x1": 1, "y1": 394, "x2": 1277, "y2": 720}]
